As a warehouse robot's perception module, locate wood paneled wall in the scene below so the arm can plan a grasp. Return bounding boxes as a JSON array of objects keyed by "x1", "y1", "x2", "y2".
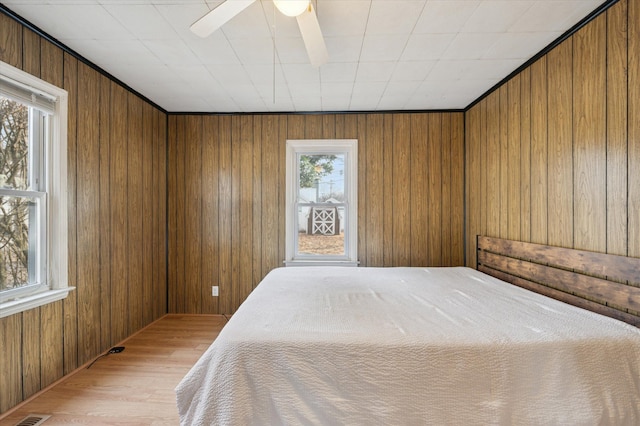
[
  {"x1": 465, "y1": 0, "x2": 638, "y2": 266},
  {"x1": 167, "y1": 112, "x2": 465, "y2": 314},
  {"x1": 0, "y1": 12, "x2": 167, "y2": 414}
]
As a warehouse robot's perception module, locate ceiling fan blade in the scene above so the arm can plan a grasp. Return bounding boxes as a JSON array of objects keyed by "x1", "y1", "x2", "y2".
[
  {"x1": 296, "y1": 3, "x2": 329, "y2": 67},
  {"x1": 190, "y1": 0, "x2": 257, "y2": 38}
]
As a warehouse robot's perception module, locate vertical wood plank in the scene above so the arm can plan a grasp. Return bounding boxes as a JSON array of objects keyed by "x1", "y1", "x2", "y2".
[
  {"x1": 62, "y1": 52, "x2": 78, "y2": 374},
  {"x1": 40, "y1": 40, "x2": 63, "y2": 87},
  {"x1": 519, "y1": 67, "x2": 532, "y2": 242},
  {"x1": 252, "y1": 116, "x2": 263, "y2": 288},
  {"x1": 506, "y1": 76, "x2": 521, "y2": 242},
  {"x1": 99, "y1": 76, "x2": 111, "y2": 350},
  {"x1": 450, "y1": 113, "x2": 465, "y2": 266},
  {"x1": 21, "y1": 309, "x2": 41, "y2": 399},
  {"x1": 485, "y1": 92, "x2": 500, "y2": 238},
  {"x1": 239, "y1": 115, "x2": 254, "y2": 304},
  {"x1": 479, "y1": 99, "x2": 488, "y2": 239},
  {"x1": 39, "y1": 301, "x2": 63, "y2": 388},
  {"x1": 304, "y1": 114, "x2": 323, "y2": 139},
  {"x1": 277, "y1": 116, "x2": 287, "y2": 265},
  {"x1": 76, "y1": 62, "x2": 101, "y2": 365},
  {"x1": 410, "y1": 114, "x2": 428, "y2": 266},
  {"x1": 393, "y1": 114, "x2": 411, "y2": 265},
  {"x1": 0, "y1": 12, "x2": 22, "y2": 67},
  {"x1": 261, "y1": 115, "x2": 280, "y2": 276},
  {"x1": 546, "y1": 41, "x2": 574, "y2": 248},
  {"x1": 440, "y1": 114, "x2": 452, "y2": 265},
  {"x1": 465, "y1": 105, "x2": 481, "y2": 266},
  {"x1": 21, "y1": 28, "x2": 40, "y2": 77},
  {"x1": 109, "y1": 83, "x2": 128, "y2": 341},
  {"x1": 499, "y1": 86, "x2": 509, "y2": 239},
  {"x1": 573, "y1": 15, "x2": 607, "y2": 252},
  {"x1": 357, "y1": 114, "x2": 367, "y2": 266},
  {"x1": 427, "y1": 114, "x2": 442, "y2": 266},
  {"x1": 218, "y1": 116, "x2": 233, "y2": 314},
  {"x1": 141, "y1": 102, "x2": 154, "y2": 324},
  {"x1": 158, "y1": 111, "x2": 168, "y2": 316},
  {"x1": 230, "y1": 116, "x2": 242, "y2": 312},
  {"x1": 0, "y1": 315, "x2": 21, "y2": 412},
  {"x1": 201, "y1": 115, "x2": 219, "y2": 314},
  {"x1": 184, "y1": 115, "x2": 202, "y2": 313},
  {"x1": 152, "y1": 108, "x2": 167, "y2": 319},
  {"x1": 530, "y1": 57, "x2": 548, "y2": 245},
  {"x1": 628, "y1": 0, "x2": 640, "y2": 258},
  {"x1": 167, "y1": 116, "x2": 178, "y2": 313},
  {"x1": 382, "y1": 114, "x2": 394, "y2": 266},
  {"x1": 606, "y1": 0, "x2": 628, "y2": 256},
  {"x1": 365, "y1": 114, "x2": 384, "y2": 266},
  {"x1": 127, "y1": 94, "x2": 144, "y2": 331},
  {"x1": 173, "y1": 116, "x2": 186, "y2": 312}
]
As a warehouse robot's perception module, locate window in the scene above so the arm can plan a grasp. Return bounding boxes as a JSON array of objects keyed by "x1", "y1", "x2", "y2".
[
  {"x1": 0, "y1": 61, "x2": 69, "y2": 318},
  {"x1": 285, "y1": 139, "x2": 358, "y2": 266}
]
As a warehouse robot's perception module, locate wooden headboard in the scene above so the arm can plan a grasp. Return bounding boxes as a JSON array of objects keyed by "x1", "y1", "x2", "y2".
[{"x1": 477, "y1": 236, "x2": 640, "y2": 327}]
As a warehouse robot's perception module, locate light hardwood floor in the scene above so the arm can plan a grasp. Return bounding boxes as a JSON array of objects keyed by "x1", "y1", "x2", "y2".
[{"x1": 0, "y1": 314, "x2": 226, "y2": 426}]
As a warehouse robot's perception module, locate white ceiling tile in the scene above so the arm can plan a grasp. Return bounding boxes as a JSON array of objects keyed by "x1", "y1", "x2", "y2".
[
  {"x1": 324, "y1": 36, "x2": 365, "y2": 63},
  {"x1": 218, "y1": 1, "x2": 272, "y2": 39},
  {"x1": 1, "y1": 0, "x2": 608, "y2": 112},
  {"x1": 320, "y1": 62, "x2": 358, "y2": 83},
  {"x1": 281, "y1": 63, "x2": 321, "y2": 85},
  {"x1": 292, "y1": 97, "x2": 322, "y2": 112},
  {"x1": 349, "y1": 96, "x2": 381, "y2": 111},
  {"x1": 288, "y1": 83, "x2": 321, "y2": 99},
  {"x1": 377, "y1": 96, "x2": 408, "y2": 110},
  {"x1": 413, "y1": 1, "x2": 479, "y2": 34},
  {"x1": 142, "y1": 38, "x2": 201, "y2": 65},
  {"x1": 315, "y1": 1, "x2": 370, "y2": 37},
  {"x1": 206, "y1": 64, "x2": 251, "y2": 85},
  {"x1": 352, "y1": 81, "x2": 387, "y2": 98},
  {"x1": 462, "y1": 1, "x2": 535, "y2": 33},
  {"x1": 391, "y1": 61, "x2": 436, "y2": 81},
  {"x1": 187, "y1": 32, "x2": 241, "y2": 65},
  {"x1": 401, "y1": 33, "x2": 456, "y2": 61},
  {"x1": 365, "y1": 1, "x2": 425, "y2": 36},
  {"x1": 484, "y1": 32, "x2": 561, "y2": 60},
  {"x1": 441, "y1": 33, "x2": 501, "y2": 60},
  {"x1": 384, "y1": 80, "x2": 422, "y2": 97},
  {"x1": 355, "y1": 62, "x2": 396, "y2": 82},
  {"x1": 512, "y1": 1, "x2": 602, "y2": 32},
  {"x1": 230, "y1": 37, "x2": 277, "y2": 64},
  {"x1": 321, "y1": 97, "x2": 352, "y2": 112},
  {"x1": 275, "y1": 36, "x2": 311, "y2": 64},
  {"x1": 322, "y1": 82, "x2": 354, "y2": 98},
  {"x1": 103, "y1": 4, "x2": 175, "y2": 39},
  {"x1": 360, "y1": 34, "x2": 410, "y2": 62}
]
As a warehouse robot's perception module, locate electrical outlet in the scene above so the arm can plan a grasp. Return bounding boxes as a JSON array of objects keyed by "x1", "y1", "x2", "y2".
[{"x1": 212, "y1": 286, "x2": 219, "y2": 297}]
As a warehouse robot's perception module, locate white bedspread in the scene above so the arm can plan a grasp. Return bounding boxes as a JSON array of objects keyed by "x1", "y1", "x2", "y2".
[{"x1": 175, "y1": 267, "x2": 640, "y2": 425}]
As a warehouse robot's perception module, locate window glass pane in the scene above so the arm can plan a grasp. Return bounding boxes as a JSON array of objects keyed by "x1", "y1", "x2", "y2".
[
  {"x1": 0, "y1": 195, "x2": 38, "y2": 290},
  {"x1": 0, "y1": 96, "x2": 30, "y2": 190},
  {"x1": 298, "y1": 154, "x2": 345, "y2": 202},
  {"x1": 296, "y1": 204, "x2": 345, "y2": 256}
]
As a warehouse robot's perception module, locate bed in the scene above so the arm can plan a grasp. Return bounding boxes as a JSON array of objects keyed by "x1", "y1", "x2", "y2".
[{"x1": 175, "y1": 237, "x2": 640, "y2": 425}]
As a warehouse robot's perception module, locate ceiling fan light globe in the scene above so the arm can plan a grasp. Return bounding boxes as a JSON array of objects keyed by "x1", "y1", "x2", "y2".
[{"x1": 273, "y1": 0, "x2": 310, "y2": 17}]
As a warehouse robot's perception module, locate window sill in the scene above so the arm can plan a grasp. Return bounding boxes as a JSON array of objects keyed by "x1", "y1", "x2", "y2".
[
  {"x1": 0, "y1": 287, "x2": 75, "y2": 319},
  {"x1": 284, "y1": 260, "x2": 359, "y2": 267}
]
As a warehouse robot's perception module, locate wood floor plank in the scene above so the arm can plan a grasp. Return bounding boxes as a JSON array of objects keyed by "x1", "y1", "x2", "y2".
[{"x1": 0, "y1": 315, "x2": 225, "y2": 426}]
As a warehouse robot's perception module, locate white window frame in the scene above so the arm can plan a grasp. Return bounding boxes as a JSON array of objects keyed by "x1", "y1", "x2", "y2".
[
  {"x1": 0, "y1": 61, "x2": 70, "y2": 318},
  {"x1": 285, "y1": 139, "x2": 358, "y2": 267}
]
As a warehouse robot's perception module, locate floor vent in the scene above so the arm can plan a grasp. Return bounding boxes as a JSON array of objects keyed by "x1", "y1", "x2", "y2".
[{"x1": 14, "y1": 414, "x2": 51, "y2": 426}]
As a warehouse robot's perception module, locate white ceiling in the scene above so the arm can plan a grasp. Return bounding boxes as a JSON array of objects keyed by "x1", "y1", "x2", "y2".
[{"x1": 2, "y1": 0, "x2": 606, "y2": 113}]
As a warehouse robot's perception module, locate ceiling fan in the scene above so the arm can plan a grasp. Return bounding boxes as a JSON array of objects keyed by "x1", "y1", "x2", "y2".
[{"x1": 191, "y1": 0, "x2": 329, "y2": 67}]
